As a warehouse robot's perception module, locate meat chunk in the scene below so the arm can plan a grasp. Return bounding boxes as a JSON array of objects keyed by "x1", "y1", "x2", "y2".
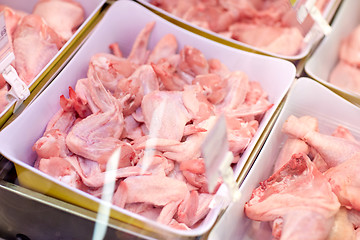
[
  {"x1": 33, "y1": 0, "x2": 85, "y2": 42},
  {"x1": 282, "y1": 115, "x2": 360, "y2": 167},
  {"x1": 325, "y1": 152, "x2": 360, "y2": 211},
  {"x1": 13, "y1": 15, "x2": 63, "y2": 85},
  {"x1": 115, "y1": 175, "x2": 188, "y2": 206},
  {"x1": 245, "y1": 153, "x2": 340, "y2": 239}
]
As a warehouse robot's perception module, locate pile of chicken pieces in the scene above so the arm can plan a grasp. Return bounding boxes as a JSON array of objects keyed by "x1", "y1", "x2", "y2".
[
  {"x1": 149, "y1": 0, "x2": 329, "y2": 56},
  {"x1": 0, "y1": 0, "x2": 85, "y2": 112},
  {"x1": 329, "y1": 25, "x2": 360, "y2": 94},
  {"x1": 246, "y1": 115, "x2": 360, "y2": 239},
  {"x1": 33, "y1": 21, "x2": 273, "y2": 230}
]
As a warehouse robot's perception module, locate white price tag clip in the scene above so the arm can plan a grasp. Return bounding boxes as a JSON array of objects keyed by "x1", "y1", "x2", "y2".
[
  {"x1": 2, "y1": 63, "x2": 30, "y2": 111},
  {"x1": 295, "y1": 0, "x2": 332, "y2": 37},
  {"x1": 201, "y1": 115, "x2": 241, "y2": 208}
]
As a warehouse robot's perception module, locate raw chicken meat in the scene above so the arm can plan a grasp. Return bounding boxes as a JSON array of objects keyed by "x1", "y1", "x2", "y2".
[
  {"x1": 0, "y1": 1, "x2": 85, "y2": 113},
  {"x1": 329, "y1": 59, "x2": 360, "y2": 94},
  {"x1": 325, "y1": 153, "x2": 360, "y2": 211},
  {"x1": 230, "y1": 23, "x2": 304, "y2": 56},
  {"x1": 13, "y1": 15, "x2": 63, "y2": 85},
  {"x1": 245, "y1": 153, "x2": 340, "y2": 239},
  {"x1": 33, "y1": 0, "x2": 85, "y2": 43},
  {"x1": 282, "y1": 115, "x2": 360, "y2": 167},
  {"x1": 246, "y1": 114, "x2": 360, "y2": 239},
  {"x1": 150, "y1": 0, "x2": 329, "y2": 56},
  {"x1": 34, "y1": 21, "x2": 273, "y2": 230},
  {"x1": 339, "y1": 25, "x2": 360, "y2": 67},
  {"x1": 329, "y1": 25, "x2": 360, "y2": 94}
]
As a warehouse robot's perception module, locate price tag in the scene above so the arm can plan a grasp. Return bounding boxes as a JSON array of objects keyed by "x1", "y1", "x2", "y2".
[
  {"x1": 290, "y1": 0, "x2": 332, "y2": 36},
  {"x1": 0, "y1": 12, "x2": 30, "y2": 111},
  {"x1": 0, "y1": 12, "x2": 12, "y2": 70},
  {"x1": 201, "y1": 115, "x2": 241, "y2": 203}
]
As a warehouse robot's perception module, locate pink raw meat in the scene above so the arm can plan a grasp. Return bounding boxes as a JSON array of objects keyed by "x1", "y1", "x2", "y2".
[
  {"x1": 325, "y1": 152, "x2": 360, "y2": 211},
  {"x1": 33, "y1": 0, "x2": 85, "y2": 42},
  {"x1": 229, "y1": 23, "x2": 304, "y2": 56},
  {"x1": 38, "y1": 156, "x2": 81, "y2": 188},
  {"x1": 33, "y1": 129, "x2": 69, "y2": 159},
  {"x1": 115, "y1": 65, "x2": 159, "y2": 116},
  {"x1": 115, "y1": 175, "x2": 188, "y2": 206},
  {"x1": 45, "y1": 109, "x2": 76, "y2": 133},
  {"x1": 226, "y1": 116, "x2": 259, "y2": 157},
  {"x1": 339, "y1": 25, "x2": 360, "y2": 67},
  {"x1": 88, "y1": 53, "x2": 136, "y2": 93},
  {"x1": 65, "y1": 76, "x2": 125, "y2": 167},
  {"x1": 178, "y1": 45, "x2": 209, "y2": 78},
  {"x1": 332, "y1": 125, "x2": 358, "y2": 143},
  {"x1": 216, "y1": 71, "x2": 249, "y2": 111},
  {"x1": 147, "y1": 33, "x2": 178, "y2": 64},
  {"x1": 192, "y1": 73, "x2": 227, "y2": 105},
  {"x1": 65, "y1": 156, "x2": 144, "y2": 188},
  {"x1": 329, "y1": 61, "x2": 360, "y2": 94},
  {"x1": 273, "y1": 138, "x2": 309, "y2": 172},
  {"x1": 182, "y1": 84, "x2": 214, "y2": 123},
  {"x1": 176, "y1": 190, "x2": 199, "y2": 227},
  {"x1": 162, "y1": 116, "x2": 217, "y2": 162},
  {"x1": 33, "y1": 21, "x2": 274, "y2": 230},
  {"x1": 141, "y1": 90, "x2": 191, "y2": 141},
  {"x1": 151, "y1": 56, "x2": 186, "y2": 91},
  {"x1": 282, "y1": 115, "x2": 360, "y2": 167},
  {"x1": 274, "y1": 115, "x2": 318, "y2": 171},
  {"x1": 245, "y1": 153, "x2": 340, "y2": 239},
  {"x1": 127, "y1": 21, "x2": 155, "y2": 65},
  {"x1": 157, "y1": 200, "x2": 182, "y2": 225},
  {"x1": 13, "y1": 14, "x2": 63, "y2": 85},
  {"x1": 207, "y1": 58, "x2": 231, "y2": 79}
]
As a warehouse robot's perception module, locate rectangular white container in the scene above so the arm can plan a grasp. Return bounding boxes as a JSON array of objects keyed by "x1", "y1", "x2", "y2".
[
  {"x1": 305, "y1": 0, "x2": 360, "y2": 100},
  {"x1": 208, "y1": 77, "x2": 360, "y2": 240},
  {"x1": 0, "y1": 1, "x2": 295, "y2": 238},
  {"x1": 137, "y1": 0, "x2": 341, "y2": 61},
  {"x1": 0, "y1": 0, "x2": 106, "y2": 124}
]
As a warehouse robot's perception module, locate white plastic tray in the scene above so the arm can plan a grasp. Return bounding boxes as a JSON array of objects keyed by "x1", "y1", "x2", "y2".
[
  {"x1": 208, "y1": 77, "x2": 360, "y2": 240},
  {"x1": 305, "y1": 0, "x2": 360, "y2": 97},
  {"x1": 137, "y1": 0, "x2": 340, "y2": 61},
  {"x1": 0, "y1": 0, "x2": 106, "y2": 120},
  {"x1": 0, "y1": 0, "x2": 295, "y2": 238}
]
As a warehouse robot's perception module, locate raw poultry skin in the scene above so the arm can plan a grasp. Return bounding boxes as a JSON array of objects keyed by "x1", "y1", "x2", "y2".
[
  {"x1": 0, "y1": 1, "x2": 85, "y2": 112},
  {"x1": 329, "y1": 25, "x2": 360, "y2": 94},
  {"x1": 33, "y1": 0, "x2": 85, "y2": 43},
  {"x1": 33, "y1": 21, "x2": 273, "y2": 230},
  {"x1": 13, "y1": 15, "x2": 63, "y2": 85},
  {"x1": 149, "y1": 0, "x2": 330, "y2": 56},
  {"x1": 246, "y1": 115, "x2": 360, "y2": 239}
]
